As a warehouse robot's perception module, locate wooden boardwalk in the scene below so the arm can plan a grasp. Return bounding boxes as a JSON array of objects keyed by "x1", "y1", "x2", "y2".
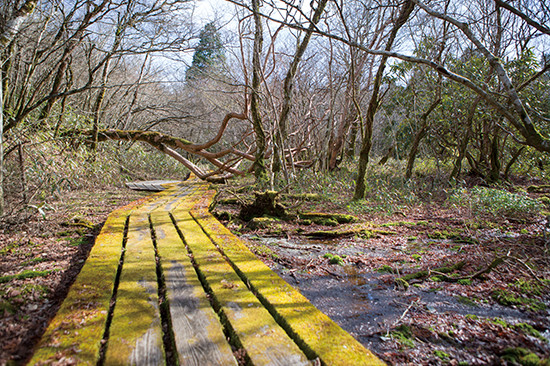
[{"x1": 29, "y1": 180, "x2": 384, "y2": 365}]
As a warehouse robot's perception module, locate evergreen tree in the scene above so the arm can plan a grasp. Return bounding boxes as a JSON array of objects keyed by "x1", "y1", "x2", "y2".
[{"x1": 186, "y1": 22, "x2": 225, "y2": 82}]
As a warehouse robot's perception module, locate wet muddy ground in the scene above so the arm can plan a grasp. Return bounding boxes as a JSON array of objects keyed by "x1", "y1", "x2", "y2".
[{"x1": 223, "y1": 208, "x2": 550, "y2": 365}]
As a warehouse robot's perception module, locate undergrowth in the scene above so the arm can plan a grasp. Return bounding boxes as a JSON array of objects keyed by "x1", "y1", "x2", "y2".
[
  {"x1": 447, "y1": 186, "x2": 542, "y2": 218},
  {"x1": 4, "y1": 139, "x2": 189, "y2": 214}
]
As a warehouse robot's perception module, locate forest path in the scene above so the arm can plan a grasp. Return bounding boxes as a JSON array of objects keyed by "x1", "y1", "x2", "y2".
[{"x1": 28, "y1": 179, "x2": 384, "y2": 365}]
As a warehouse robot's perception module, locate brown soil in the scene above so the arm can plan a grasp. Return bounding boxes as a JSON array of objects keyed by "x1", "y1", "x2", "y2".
[{"x1": 0, "y1": 187, "x2": 148, "y2": 366}]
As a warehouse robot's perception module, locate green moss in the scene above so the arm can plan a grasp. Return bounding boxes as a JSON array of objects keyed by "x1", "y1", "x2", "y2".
[
  {"x1": 400, "y1": 261, "x2": 465, "y2": 282},
  {"x1": 490, "y1": 317, "x2": 509, "y2": 327},
  {"x1": 514, "y1": 279, "x2": 547, "y2": 296},
  {"x1": 411, "y1": 254, "x2": 422, "y2": 261},
  {"x1": 0, "y1": 269, "x2": 55, "y2": 283},
  {"x1": 377, "y1": 265, "x2": 396, "y2": 274},
  {"x1": 61, "y1": 216, "x2": 95, "y2": 229},
  {"x1": 433, "y1": 350, "x2": 450, "y2": 360},
  {"x1": 395, "y1": 277, "x2": 410, "y2": 290},
  {"x1": 67, "y1": 236, "x2": 87, "y2": 247},
  {"x1": 299, "y1": 212, "x2": 358, "y2": 224},
  {"x1": 514, "y1": 323, "x2": 544, "y2": 340},
  {"x1": 457, "y1": 279, "x2": 472, "y2": 285},
  {"x1": 501, "y1": 347, "x2": 547, "y2": 366},
  {"x1": 392, "y1": 325, "x2": 414, "y2": 348},
  {"x1": 253, "y1": 245, "x2": 280, "y2": 260},
  {"x1": 427, "y1": 230, "x2": 451, "y2": 239},
  {"x1": 323, "y1": 253, "x2": 344, "y2": 265},
  {"x1": 456, "y1": 295, "x2": 478, "y2": 307},
  {"x1": 492, "y1": 289, "x2": 546, "y2": 311},
  {"x1": 248, "y1": 217, "x2": 280, "y2": 229},
  {"x1": 465, "y1": 314, "x2": 478, "y2": 320},
  {"x1": 21, "y1": 257, "x2": 48, "y2": 266}
]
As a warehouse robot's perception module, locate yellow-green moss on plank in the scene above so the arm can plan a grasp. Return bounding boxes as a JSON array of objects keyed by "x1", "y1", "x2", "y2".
[
  {"x1": 171, "y1": 208, "x2": 311, "y2": 366},
  {"x1": 190, "y1": 189, "x2": 385, "y2": 366},
  {"x1": 104, "y1": 213, "x2": 164, "y2": 365},
  {"x1": 28, "y1": 209, "x2": 129, "y2": 365},
  {"x1": 150, "y1": 211, "x2": 237, "y2": 366}
]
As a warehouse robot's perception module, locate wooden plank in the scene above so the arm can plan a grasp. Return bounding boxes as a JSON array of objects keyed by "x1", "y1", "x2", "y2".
[
  {"x1": 150, "y1": 186, "x2": 193, "y2": 213},
  {"x1": 28, "y1": 210, "x2": 128, "y2": 365},
  {"x1": 104, "y1": 213, "x2": 165, "y2": 365},
  {"x1": 172, "y1": 209, "x2": 311, "y2": 366},
  {"x1": 150, "y1": 211, "x2": 237, "y2": 366},
  {"x1": 190, "y1": 191, "x2": 385, "y2": 366}
]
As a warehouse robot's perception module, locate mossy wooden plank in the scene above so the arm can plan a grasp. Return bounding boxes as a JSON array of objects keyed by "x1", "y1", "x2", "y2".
[
  {"x1": 28, "y1": 210, "x2": 128, "y2": 365},
  {"x1": 149, "y1": 186, "x2": 193, "y2": 213},
  {"x1": 191, "y1": 205, "x2": 385, "y2": 366},
  {"x1": 171, "y1": 209, "x2": 311, "y2": 366},
  {"x1": 105, "y1": 213, "x2": 164, "y2": 365},
  {"x1": 150, "y1": 211, "x2": 237, "y2": 366}
]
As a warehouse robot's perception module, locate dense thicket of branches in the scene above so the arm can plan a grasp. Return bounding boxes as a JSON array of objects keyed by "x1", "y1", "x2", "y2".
[{"x1": 1, "y1": 0, "x2": 549, "y2": 213}]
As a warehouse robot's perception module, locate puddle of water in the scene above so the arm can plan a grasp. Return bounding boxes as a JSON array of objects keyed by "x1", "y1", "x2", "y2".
[{"x1": 244, "y1": 234, "x2": 549, "y2": 355}]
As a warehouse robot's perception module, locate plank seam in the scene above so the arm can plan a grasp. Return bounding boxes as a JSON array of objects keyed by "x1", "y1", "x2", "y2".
[
  {"x1": 96, "y1": 214, "x2": 130, "y2": 366},
  {"x1": 168, "y1": 212, "x2": 252, "y2": 366},
  {"x1": 189, "y1": 210, "x2": 322, "y2": 364},
  {"x1": 149, "y1": 214, "x2": 180, "y2": 366}
]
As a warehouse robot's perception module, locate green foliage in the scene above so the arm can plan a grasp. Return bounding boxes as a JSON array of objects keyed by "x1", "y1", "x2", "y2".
[
  {"x1": 448, "y1": 187, "x2": 542, "y2": 218},
  {"x1": 186, "y1": 22, "x2": 226, "y2": 81}
]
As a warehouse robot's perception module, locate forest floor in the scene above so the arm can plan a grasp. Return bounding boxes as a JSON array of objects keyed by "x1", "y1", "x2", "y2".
[
  {"x1": 212, "y1": 180, "x2": 550, "y2": 366},
  {"x1": 0, "y1": 187, "x2": 149, "y2": 365},
  {"x1": 0, "y1": 179, "x2": 549, "y2": 365}
]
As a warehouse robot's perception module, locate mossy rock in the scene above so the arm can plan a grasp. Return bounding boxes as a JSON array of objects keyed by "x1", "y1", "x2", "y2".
[
  {"x1": 248, "y1": 217, "x2": 280, "y2": 230},
  {"x1": 299, "y1": 212, "x2": 358, "y2": 224},
  {"x1": 217, "y1": 197, "x2": 240, "y2": 205}
]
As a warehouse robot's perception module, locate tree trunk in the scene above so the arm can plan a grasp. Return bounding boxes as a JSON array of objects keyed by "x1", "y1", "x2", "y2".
[
  {"x1": 354, "y1": 0, "x2": 415, "y2": 199},
  {"x1": 250, "y1": 0, "x2": 268, "y2": 186},
  {"x1": 489, "y1": 134, "x2": 501, "y2": 182},
  {"x1": 450, "y1": 97, "x2": 482, "y2": 179},
  {"x1": 0, "y1": 69, "x2": 4, "y2": 215},
  {"x1": 504, "y1": 147, "x2": 524, "y2": 180},
  {"x1": 405, "y1": 98, "x2": 441, "y2": 179},
  {"x1": 328, "y1": 47, "x2": 362, "y2": 170}
]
